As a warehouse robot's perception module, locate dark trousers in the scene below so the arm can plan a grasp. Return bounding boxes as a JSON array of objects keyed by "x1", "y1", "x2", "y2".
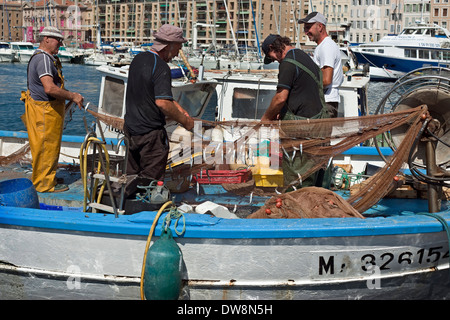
[{"x1": 124, "y1": 127, "x2": 169, "y2": 181}]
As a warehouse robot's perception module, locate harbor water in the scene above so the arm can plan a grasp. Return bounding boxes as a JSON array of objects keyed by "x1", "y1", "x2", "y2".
[{"x1": 0, "y1": 62, "x2": 393, "y2": 135}]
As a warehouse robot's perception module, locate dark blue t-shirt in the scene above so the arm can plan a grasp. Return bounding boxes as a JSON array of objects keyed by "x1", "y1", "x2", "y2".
[{"x1": 124, "y1": 51, "x2": 173, "y2": 136}]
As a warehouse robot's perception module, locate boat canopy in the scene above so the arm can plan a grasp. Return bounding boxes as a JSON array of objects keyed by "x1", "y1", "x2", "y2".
[{"x1": 400, "y1": 24, "x2": 450, "y2": 39}]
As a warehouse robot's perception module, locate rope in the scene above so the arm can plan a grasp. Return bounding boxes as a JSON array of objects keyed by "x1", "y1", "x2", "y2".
[
  {"x1": 163, "y1": 203, "x2": 186, "y2": 236},
  {"x1": 417, "y1": 212, "x2": 450, "y2": 279}
]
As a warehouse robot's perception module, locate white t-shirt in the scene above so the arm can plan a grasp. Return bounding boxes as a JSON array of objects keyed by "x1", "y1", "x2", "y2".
[{"x1": 313, "y1": 37, "x2": 344, "y2": 103}]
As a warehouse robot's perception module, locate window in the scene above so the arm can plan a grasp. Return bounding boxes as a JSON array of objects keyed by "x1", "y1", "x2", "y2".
[
  {"x1": 102, "y1": 76, "x2": 125, "y2": 117},
  {"x1": 174, "y1": 84, "x2": 215, "y2": 118},
  {"x1": 418, "y1": 50, "x2": 429, "y2": 59},
  {"x1": 431, "y1": 50, "x2": 442, "y2": 60},
  {"x1": 405, "y1": 49, "x2": 417, "y2": 58},
  {"x1": 231, "y1": 88, "x2": 275, "y2": 120}
]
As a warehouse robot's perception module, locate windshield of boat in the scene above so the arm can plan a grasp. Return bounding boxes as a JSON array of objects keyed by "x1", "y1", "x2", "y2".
[
  {"x1": 402, "y1": 28, "x2": 415, "y2": 35},
  {"x1": 231, "y1": 88, "x2": 275, "y2": 119},
  {"x1": 12, "y1": 44, "x2": 34, "y2": 50},
  {"x1": 102, "y1": 76, "x2": 125, "y2": 117},
  {"x1": 173, "y1": 84, "x2": 216, "y2": 118}
]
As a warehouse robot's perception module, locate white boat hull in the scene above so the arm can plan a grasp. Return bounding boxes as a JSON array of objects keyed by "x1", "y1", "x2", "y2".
[
  {"x1": 17, "y1": 52, "x2": 33, "y2": 63},
  {"x1": 58, "y1": 55, "x2": 74, "y2": 63},
  {"x1": 369, "y1": 66, "x2": 405, "y2": 81},
  {"x1": 1, "y1": 209, "x2": 449, "y2": 300},
  {"x1": 0, "y1": 53, "x2": 19, "y2": 63}
]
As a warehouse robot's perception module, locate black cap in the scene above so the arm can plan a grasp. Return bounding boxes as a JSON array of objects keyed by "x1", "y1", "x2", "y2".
[{"x1": 261, "y1": 34, "x2": 279, "y2": 64}]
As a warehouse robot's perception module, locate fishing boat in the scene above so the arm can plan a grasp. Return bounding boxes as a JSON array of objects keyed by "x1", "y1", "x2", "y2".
[
  {"x1": 351, "y1": 23, "x2": 450, "y2": 80},
  {"x1": 56, "y1": 46, "x2": 75, "y2": 63},
  {"x1": 9, "y1": 41, "x2": 35, "y2": 63},
  {"x1": 0, "y1": 65, "x2": 449, "y2": 300},
  {"x1": 84, "y1": 52, "x2": 111, "y2": 66},
  {"x1": 0, "y1": 42, "x2": 19, "y2": 63}
]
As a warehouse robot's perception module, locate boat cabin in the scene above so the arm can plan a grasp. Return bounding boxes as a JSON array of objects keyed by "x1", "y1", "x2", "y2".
[{"x1": 95, "y1": 65, "x2": 218, "y2": 138}]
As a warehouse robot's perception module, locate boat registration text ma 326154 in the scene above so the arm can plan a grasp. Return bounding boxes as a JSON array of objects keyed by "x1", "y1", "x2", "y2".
[{"x1": 313, "y1": 241, "x2": 449, "y2": 281}]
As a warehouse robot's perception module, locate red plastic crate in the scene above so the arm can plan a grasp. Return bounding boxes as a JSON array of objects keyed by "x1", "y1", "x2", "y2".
[{"x1": 193, "y1": 169, "x2": 251, "y2": 184}]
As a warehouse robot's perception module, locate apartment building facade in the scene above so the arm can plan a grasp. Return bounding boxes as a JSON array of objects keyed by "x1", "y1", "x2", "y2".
[
  {"x1": 20, "y1": 0, "x2": 90, "y2": 43},
  {"x1": 1, "y1": 1, "x2": 23, "y2": 41},
  {"x1": 308, "y1": 0, "x2": 351, "y2": 43},
  {"x1": 3, "y1": 0, "x2": 450, "y2": 46},
  {"x1": 403, "y1": 0, "x2": 430, "y2": 27},
  {"x1": 95, "y1": 0, "x2": 304, "y2": 47},
  {"x1": 430, "y1": 0, "x2": 449, "y2": 30}
]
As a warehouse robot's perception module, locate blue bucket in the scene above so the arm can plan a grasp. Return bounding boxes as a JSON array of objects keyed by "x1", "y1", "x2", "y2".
[{"x1": 0, "y1": 178, "x2": 40, "y2": 209}]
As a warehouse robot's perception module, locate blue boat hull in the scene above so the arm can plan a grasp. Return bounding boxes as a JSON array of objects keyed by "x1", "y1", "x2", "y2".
[
  {"x1": 0, "y1": 193, "x2": 449, "y2": 300},
  {"x1": 353, "y1": 51, "x2": 450, "y2": 73}
]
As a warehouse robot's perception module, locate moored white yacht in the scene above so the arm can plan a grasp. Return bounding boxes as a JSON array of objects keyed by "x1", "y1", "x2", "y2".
[
  {"x1": 0, "y1": 42, "x2": 19, "y2": 62},
  {"x1": 10, "y1": 41, "x2": 35, "y2": 63},
  {"x1": 351, "y1": 23, "x2": 450, "y2": 80},
  {"x1": 56, "y1": 46, "x2": 75, "y2": 63}
]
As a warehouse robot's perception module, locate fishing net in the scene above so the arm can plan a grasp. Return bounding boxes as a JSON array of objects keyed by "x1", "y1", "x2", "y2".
[
  {"x1": 85, "y1": 104, "x2": 428, "y2": 216},
  {"x1": 0, "y1": 102, "x2": 420, "y2": 216},
  {"x1": 0, "y1": 143, "x2": 31, "y2": 166},
  {"x1": 247, "y1": 186, "x2": 364, "y2": 219},
  {"x1": 86, "y1": 108, "x2": 124, "y2": 132},
  {"x1": 197, "y1": 105, "x2": 428, "y2": 215}
]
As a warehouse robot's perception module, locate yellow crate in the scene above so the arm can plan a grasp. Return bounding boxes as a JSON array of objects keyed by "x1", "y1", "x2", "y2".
[{"x1": 254, "y1": 168, "x2": 284, "y2": 187}]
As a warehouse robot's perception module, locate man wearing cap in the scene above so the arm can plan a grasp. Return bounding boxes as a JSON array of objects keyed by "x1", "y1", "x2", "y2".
[
  {"x1": 299, "y1": 12, "x2": 343, "y2": 118},
  {"x1": 260, "y1": 34, "x2": 329, "y2": 189},
  {"x1": 124, "y1": 24, "x2": 194, "y2": 182},
  {"x1": 21, "y1": 26, "x2": 84, "y2": 193}
]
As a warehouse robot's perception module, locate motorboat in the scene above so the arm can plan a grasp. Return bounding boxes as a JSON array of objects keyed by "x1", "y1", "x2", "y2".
[
  {"x1": 0, "y1": 42, "x2": 19, "y2": 62},
  {"x1": 351, "y1": 23, "x2": 450, "y2": 80},
  {"x1": 10, "y1": 41, "x2": 35, "y2": 63},
  {"x1": 57, "y1": 46, "x2": 75, "y2": 63}
]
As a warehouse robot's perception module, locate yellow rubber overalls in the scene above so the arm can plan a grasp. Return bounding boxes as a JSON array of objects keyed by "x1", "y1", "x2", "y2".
[{"x1": 20, "y1": 52, "x2": 65, "y2": 193}]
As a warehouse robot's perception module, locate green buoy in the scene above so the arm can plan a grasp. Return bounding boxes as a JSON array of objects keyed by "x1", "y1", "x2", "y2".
[{"x1": 143, "y1": 228, "x2": 183, "y2": 300}]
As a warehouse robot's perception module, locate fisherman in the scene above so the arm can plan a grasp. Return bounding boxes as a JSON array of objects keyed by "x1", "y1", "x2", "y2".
[
  {"x1": 21, "y1": 26, "x2": 84, "y2": 193},
  {"x1": 260, "y1": 34, "x2": 331, "y2": 189},
  {"x1": 299, "y1": 12, "x2": 344, "y2": 118},
  {"x1": 124, "y1": 24, "x2": 194, "y2": 182}
]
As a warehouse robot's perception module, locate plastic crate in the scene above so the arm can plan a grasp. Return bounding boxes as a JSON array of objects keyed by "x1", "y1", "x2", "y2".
[
  {"x1": 193, "y1": 169, "x2": 251, "y2": 184},
  {"x1": 254, "y1": 168, "x2": 284, "y2": 187}
]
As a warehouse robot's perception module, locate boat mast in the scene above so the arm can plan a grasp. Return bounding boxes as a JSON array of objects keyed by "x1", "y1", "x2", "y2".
[
  {"x1": 223, "y1": 0, "x2": 239, "y2": 56},
  {"x1": 250, "y1": 0, "x2": 261, "y2": 59}
]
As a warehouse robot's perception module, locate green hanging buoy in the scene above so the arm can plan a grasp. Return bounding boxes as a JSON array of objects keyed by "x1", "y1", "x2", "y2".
[{"x1": 143, "y1": 228, "x2": 183, "y2": 300}]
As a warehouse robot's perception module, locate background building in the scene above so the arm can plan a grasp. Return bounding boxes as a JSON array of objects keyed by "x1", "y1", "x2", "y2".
[
  {"x1": 21, "y1": 0, "x2": 90, "y2": 44},
  {"x1": 1, "y1": 1, "x2": 23, "y2": 41},
  {"x1": 430, "y1": 0, "x2": 448, "y2": 29},
  {"x1": 2, "y1": 0, "x2": 450, "y2": 46},
  {"x1": 95, "y1": 0, "x2": 305, "y2": 48}
]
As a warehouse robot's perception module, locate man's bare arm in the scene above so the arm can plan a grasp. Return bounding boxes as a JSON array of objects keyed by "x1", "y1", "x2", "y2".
[
  {"x1": 40, "y1": 75, "x2": 84, "y2": 108},
  {"x1": 321, "y1": 66, "x2": 334, "y2": 87},
  {"x1": 261, "y1": 88, "x2": 289, "y2": 121},
  {"x1": 156, "y1": 99, "x2": 194, "y2": 130}
]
